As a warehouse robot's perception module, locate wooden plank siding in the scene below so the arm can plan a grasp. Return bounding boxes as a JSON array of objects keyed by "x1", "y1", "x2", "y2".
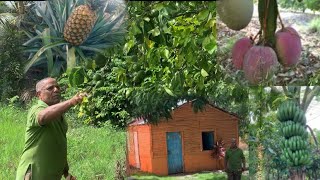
[
  {"x1": 151, "y1": 102, "x2": 238, "y2": 175},
  {"x1": 128, "y1": 102, "x2": 239, "y2": 176}
]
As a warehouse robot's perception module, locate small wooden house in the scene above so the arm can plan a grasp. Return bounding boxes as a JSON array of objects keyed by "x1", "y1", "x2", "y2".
[{"x1": 127, "y1": 102, "x2": 239, "y2": 176}]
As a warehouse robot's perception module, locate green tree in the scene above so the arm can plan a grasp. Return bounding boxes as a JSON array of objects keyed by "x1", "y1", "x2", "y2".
[
  {"x1": 278, "y1": 0, "x2": 307, "y2": 12},
  {"x1": 0, "y1": 19, "x2": 26, "y2": 101},
  {"x1": 115, "y1": 1, "x2": 218, "y2": 123},
  {"x1": 69, "y1": 2, "x2": 252, "y2": 133},
  {"x1": 305, "y1": 0, "x2": 320, "y2": 12}
]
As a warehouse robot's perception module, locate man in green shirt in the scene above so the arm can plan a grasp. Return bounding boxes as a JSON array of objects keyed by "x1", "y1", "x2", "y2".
[
  {"x1": 16, "y1": 77, "x2": 85, "y2": 180},
  {"x1": 224, "y1": 138, "x2": 246, "y2": 180}
]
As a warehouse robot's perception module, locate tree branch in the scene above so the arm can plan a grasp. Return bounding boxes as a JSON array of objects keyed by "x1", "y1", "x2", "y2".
[
  {"x1": 303, "y1": 86, "x2": 320, "y2": 112},
  {"x1": 301, "y1": 86, "x2": 310, "y2": 109},
  {"x1": 282, "y1": 86, "x2": 288, "y2": 95},
  {"x1": 306, "y1": 125, "x2": 319, "y2": 151},
  {"x1": 295, "y1": 86, "x2": 301, "y2": 105}
]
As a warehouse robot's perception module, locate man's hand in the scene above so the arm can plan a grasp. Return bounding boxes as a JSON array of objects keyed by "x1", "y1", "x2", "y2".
[{"x1": 70, "y1": 92, "x2": 87, "y2": 106}]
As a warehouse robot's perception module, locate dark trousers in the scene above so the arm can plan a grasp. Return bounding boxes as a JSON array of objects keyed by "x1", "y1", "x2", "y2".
[{"x1": 227, "y1": 171, "x2": 241, "y2": 180}]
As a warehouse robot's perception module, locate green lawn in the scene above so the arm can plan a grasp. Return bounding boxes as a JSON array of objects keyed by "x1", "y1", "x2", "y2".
[
  {"x1": 0, "y1": 105, "x2": 126, "y2": 179},
  {"x1": 130, "y1": 172, "x2": 248, "y2": 180}
]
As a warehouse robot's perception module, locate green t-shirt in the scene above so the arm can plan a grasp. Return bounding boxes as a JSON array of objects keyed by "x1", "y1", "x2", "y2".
[
  {"x1": 225, "y1": 148, "x2": 244, "y2": 172},
  {"x1": 16, "y1": 100, "x2": 68, "y2": 180}
]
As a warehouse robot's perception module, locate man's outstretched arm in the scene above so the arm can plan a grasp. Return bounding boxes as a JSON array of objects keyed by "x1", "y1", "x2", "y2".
[{"x1": 38, "y1": 93, "x2": 84, "y2": 125}]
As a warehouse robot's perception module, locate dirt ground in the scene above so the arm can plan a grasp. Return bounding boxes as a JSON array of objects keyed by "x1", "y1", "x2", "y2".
[{"x1": 217, "y1": 4, "x2": 320, "y2": 85}]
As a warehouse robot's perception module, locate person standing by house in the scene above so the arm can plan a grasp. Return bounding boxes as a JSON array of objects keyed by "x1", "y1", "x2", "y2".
[
  {"x1": 16, "y1": 77, "x2": 85, "y2": 180},
  {"x1": 224, "y1": 138, "x2": 246, "y2": 180}
]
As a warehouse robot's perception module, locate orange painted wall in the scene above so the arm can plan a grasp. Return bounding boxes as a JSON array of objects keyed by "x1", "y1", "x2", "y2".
[
  {"x1": 127, "y1": 125, "x2": 153, "y2": 173},
  {"x1": 150, "y1": 102, "x2": 239, "y2": 175}
]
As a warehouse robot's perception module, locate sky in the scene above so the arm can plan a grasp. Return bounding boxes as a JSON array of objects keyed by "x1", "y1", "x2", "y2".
[{"x1": 306, "y1": 98, "x2": 320, "y2": 130}]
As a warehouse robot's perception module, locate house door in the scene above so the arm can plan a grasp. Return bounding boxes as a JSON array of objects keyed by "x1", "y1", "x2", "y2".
[
  {"x1": 133, "y1": 131, "x2": 140, "y2": 168},
  {"x1": 166, "y1": 132, "x2": 183, "y2": 174}
]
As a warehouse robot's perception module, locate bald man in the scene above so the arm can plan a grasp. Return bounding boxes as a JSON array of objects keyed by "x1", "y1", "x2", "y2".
[
  {"x1": 16, "y1": 77, "x2": 85, "y2": 180},
  {"x1": 224, "y1": 138, "x2": 246, "y2": 180}
]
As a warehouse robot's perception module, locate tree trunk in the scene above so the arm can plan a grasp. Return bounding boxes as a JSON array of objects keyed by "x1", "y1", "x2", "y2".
[
  {"x1": 249, "y1": 141, "x2": 259, "y2": 179},
  {"x1": 289, "y1": 169, "x2": 305, "y2": 180},
  {"x1": 256, "y1": 145, "x2": 264, "y2": 180}
]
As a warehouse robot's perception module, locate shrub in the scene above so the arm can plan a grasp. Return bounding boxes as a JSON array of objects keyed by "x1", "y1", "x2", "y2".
[
  {"x1": 0, "y1": 19, "x2": 26, "y2": 102},
  {"x1": 308, "y1": 17, "x2": 320, "y2": 34}
]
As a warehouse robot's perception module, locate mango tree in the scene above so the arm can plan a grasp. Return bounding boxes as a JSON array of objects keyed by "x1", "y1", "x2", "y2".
[
  {"x1": 218, "y1": 0, "x2": 303, "y2": 85},
  {"x1": 67, "y1": 2, "x2": 252, "y2": 134}
]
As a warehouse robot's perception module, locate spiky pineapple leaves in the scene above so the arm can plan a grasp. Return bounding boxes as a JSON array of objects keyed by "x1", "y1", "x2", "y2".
[
  {"x1": 22, "y1": 0, "x2": 127, "y2": 76},
  {"x1": 68, "y1": 67, "x2": 86, "y2": 87}
]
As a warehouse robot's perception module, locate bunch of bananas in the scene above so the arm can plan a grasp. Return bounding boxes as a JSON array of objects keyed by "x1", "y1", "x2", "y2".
[{"x1": 277, "y1": 100, "x2": 311, "y2": 167}]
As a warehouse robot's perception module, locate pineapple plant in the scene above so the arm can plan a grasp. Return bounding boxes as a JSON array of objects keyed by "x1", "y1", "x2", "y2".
[{"x1": 21, "y1": 0, "x2": 127, "y2": 77}]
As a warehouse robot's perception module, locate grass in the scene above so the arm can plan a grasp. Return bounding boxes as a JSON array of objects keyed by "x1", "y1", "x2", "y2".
[
  {"x1": 129, "y1": 149, "x2": 249, "y2": 180},
  {"x1": 67, "y1": 123, "x2": 126, "y2": 179},
  {"x1": 0, "y1": 104, "x2": 126, "y2": 179},
  {"x1": 130, "y1": 172, "x2": 248, "y2": 180},
  {"x1": 0, "y1": 105, "x2": 26, "y2": 178},
  {"x1": 308, "y1": 17, "x2": 320, "y2": 34}
]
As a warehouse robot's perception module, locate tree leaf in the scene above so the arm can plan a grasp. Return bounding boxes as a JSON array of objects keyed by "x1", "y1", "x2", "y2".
[
  {"x1": 161, "y1": 49, "x2": 169, "y2": 59},
  {"x1": 144, "y1": 17, "x2": 150, "y2": 22},
  {"x1": 124, "y1": 39, "x2": 135, "y2": 55},
  {"x1": 164, "y1": 86, "x2": 175, "y2": 96},
  {"x1": 148, "y1": 27, "x2": 160, "y2": 37},
  {"x1": 131, "y1": 22, "x2": 142, "y2": 35},
  {"x1": 205, "y1": 42, "x2": 217, "y2": 55},
  {"x1": 72, "y1": 67, "x2": 85, "y2": 87},
  {"x1": 197, "y1": 10, "x2": 209, "y2": 21},
  {"x1": 201, "y1": 69, "x2": 209, "y2": 77}
]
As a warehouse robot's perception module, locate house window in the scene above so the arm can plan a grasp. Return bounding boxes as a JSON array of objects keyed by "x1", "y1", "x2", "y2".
[{"x1": 202, "y1": 131, "x2": 214, "y2": 150}]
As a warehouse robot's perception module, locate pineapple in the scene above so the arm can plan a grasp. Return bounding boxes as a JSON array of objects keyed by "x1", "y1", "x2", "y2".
[
  {"x1": 63, "y1": 4, "x2": 97, "y2": 46},
  {"x1": 23, "y1": 0, "x2": 127, "y2": 75}
]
